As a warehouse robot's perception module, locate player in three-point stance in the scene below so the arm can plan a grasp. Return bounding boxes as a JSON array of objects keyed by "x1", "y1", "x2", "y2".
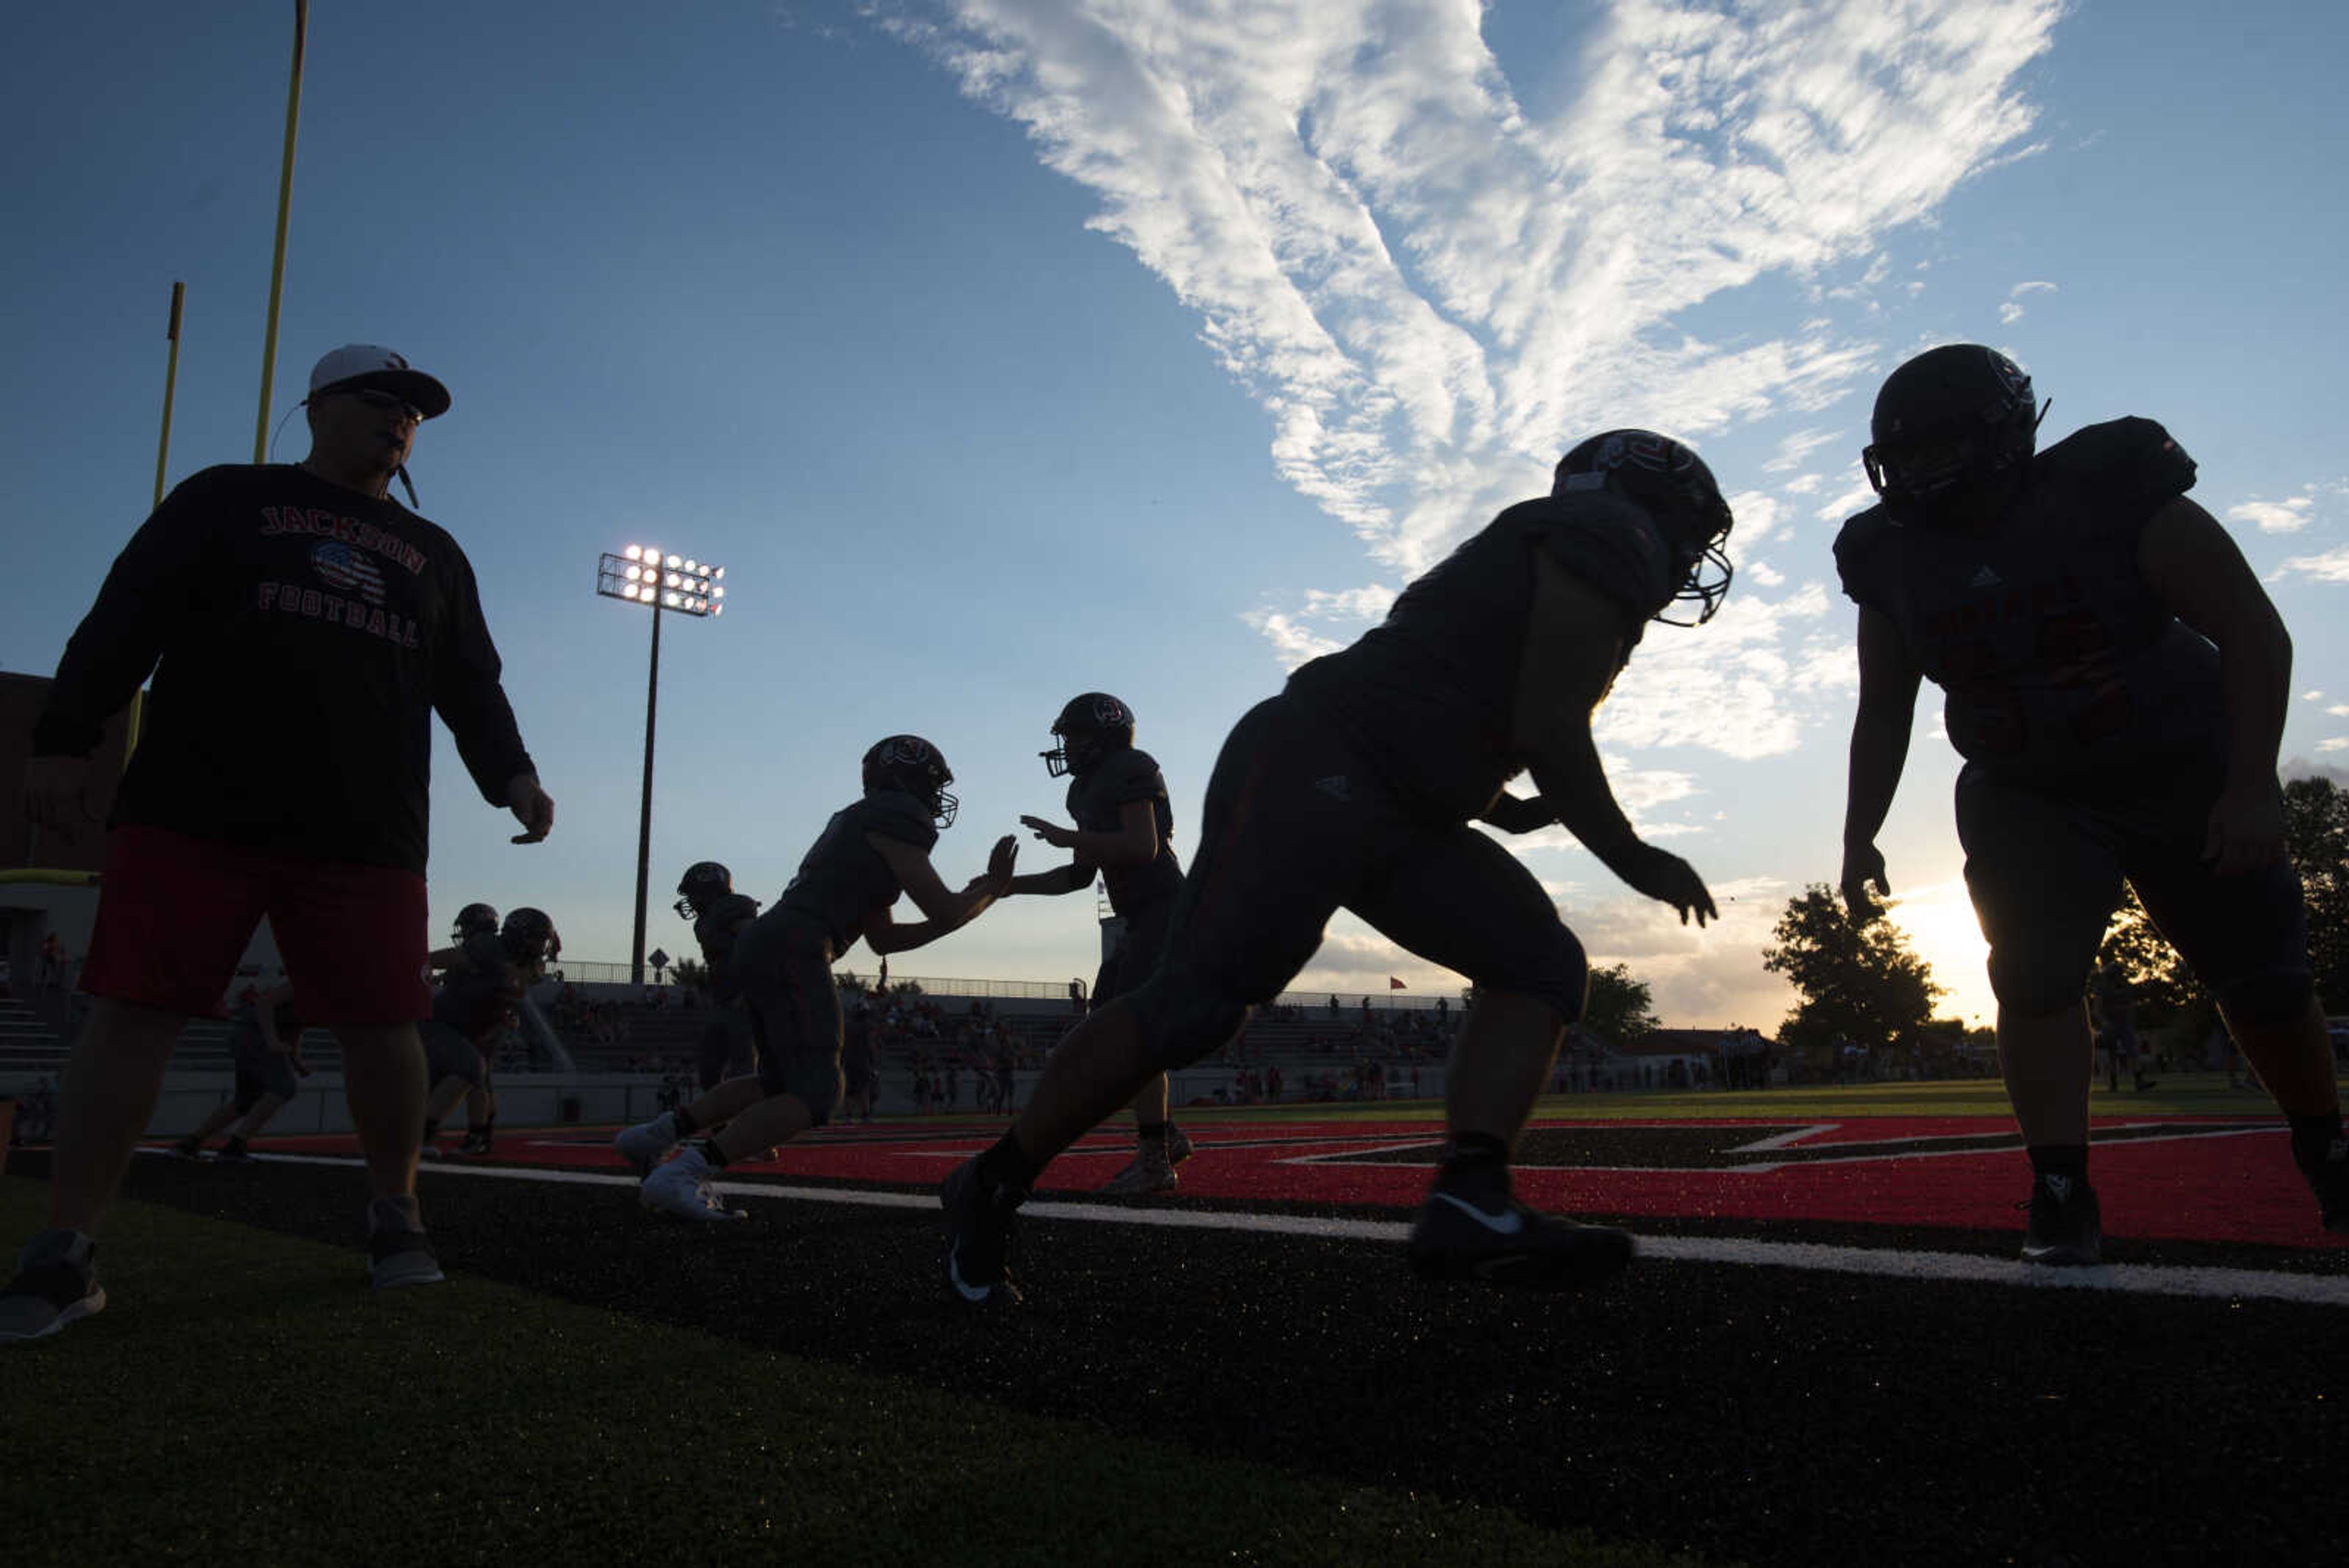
[
  {"x1": 420, "y1": 905, "x2": 557, "y2": 1157},
  {"x1": 941, "y1": 431, "x2": 1735, "y2": 1306},
  {"x1": 1836, "y1": 343, "x2": 2345, "y2": 1265},
  {"x1": 616, "y1": 737, "x2": 1017, "y2": 1220},
  {"x1": 169, "y1": 983, "x2": 310, "y2": 1163}
]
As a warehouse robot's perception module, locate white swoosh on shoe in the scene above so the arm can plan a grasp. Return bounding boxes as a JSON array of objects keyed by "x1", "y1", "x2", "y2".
[{"x1": 1431, "y1": 1191, "x2": 1525, "y2": 1236}]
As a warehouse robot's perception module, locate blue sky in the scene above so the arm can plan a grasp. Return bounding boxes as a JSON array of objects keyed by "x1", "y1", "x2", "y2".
[{"x1": 4, "y1": 1, "x2": 2345, "y2": 1028}]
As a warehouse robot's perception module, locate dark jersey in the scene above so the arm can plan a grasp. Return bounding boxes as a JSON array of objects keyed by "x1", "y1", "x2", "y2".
[
  {"x1": 1835, "y1": 418, "x2": 2210, "y2": 786},
  {"x1": 777, "y1": 790, "x2": 939, "y2": 950},
  {"x1": 1066, "y1": 746, "x2": 1182, "y2": 916},
  {"x1": 32, "y1": 464, "x2": 532, "y2": 874},
  {"x1": 1285, "y1": 489, "x2": 1669, "y2": 823},
  {"x1": 692, "y1": 891, "x2": 762, "y2": 1005},
  {"x1": 226, "y1": 998, "x2": 303, "y2": 1069},
  {"x1": 432, "y1": 931, "x2": 518, "y2": 1037}
]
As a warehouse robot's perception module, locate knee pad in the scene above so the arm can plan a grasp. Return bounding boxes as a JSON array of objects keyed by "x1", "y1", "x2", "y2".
[
  {"x1": 2217, "y1": 968, "x2": 2314, "y2": 1030},
  {"x1": 1126, "y1": 972, "x2": 1249, "y2": 1072}
]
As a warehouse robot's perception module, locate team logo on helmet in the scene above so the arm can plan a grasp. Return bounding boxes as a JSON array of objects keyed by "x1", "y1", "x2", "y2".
[
  {"x1": 1043, "y1": 692, "x2": 1136, "y2": 778},
  {"x1": 863, "y1": 735, "x2": 959, "y2": 829},
  {"x1": 1554, "y1": 429, "x2": 1735, "y2": 625}
]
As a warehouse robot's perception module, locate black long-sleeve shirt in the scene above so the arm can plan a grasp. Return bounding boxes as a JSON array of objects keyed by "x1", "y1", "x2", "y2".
[{"x1": 34, "y1": 463, "x2": 534, "y2": 874}]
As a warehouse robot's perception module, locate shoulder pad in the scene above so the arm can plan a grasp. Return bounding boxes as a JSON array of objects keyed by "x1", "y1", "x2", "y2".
[
  {"x1": 713, "y1": 892, "x2": 761, "y2": 926},
  {"x1": 1098, "y1": 749, "x2": 1168, "y2": 805},
  {"x1": 856, "y1": 790, "x2": 940, "y2": 852},
  {"x1": 2034, "y1": 417, "x2": 2195, "y2": 522},
  {"x1": 462, "y1": 932, "x2": 508, "y2": 970},
  {"x1": 1524, "y1": 492, "x2": 1674, "y2": 620},
  {"x1": 1832, "y1": 504, "x2": 1900, "y2": 605}
]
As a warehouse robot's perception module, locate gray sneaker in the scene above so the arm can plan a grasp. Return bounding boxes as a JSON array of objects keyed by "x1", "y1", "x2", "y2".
[
  {"x1": 366, "y1": 1197, "x2": 445, "y2": 1290},
  {"x1": 1102, "y1": 1146, "x2": 1179, "y2": 1195},
  {"x1": 0, "y1": 1230, "x2": 106, "y2": 1343},
  {"x1": 640, "y1": 1146, "x2": 746, "y2": 1222},
  {"x1": 614, "y1": 1111, "x2": 681, "y2": 1175}
]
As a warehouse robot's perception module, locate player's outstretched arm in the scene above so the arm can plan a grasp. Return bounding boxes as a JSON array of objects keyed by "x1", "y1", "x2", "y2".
[
  {"x1": 1513, "y1": 549, "x2": 1715, "y2": 927},
  {"x1": 1841, "y1": 604, "x2": 1921, "y2": 923},
  {"x1": 865, "y1": 833, "x2": 1020, "y2": 954},
  {"x1": 2137, "y1": 496, "x2": 2293, "y2": 874}
]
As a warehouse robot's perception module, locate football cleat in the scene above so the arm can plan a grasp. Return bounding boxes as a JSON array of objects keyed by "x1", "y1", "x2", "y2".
[
  {"x1": 2309, "y1": 1138, "x2": 2349, "y2": 1234},
  {"x1": 1102, "y1": 1148, "x2": 1179, "y2": 1195},
  {"x1": 940, "y1": 1159, "x2": 1026, "y2": 1307},
  {"x1": 2019, "y1": 1172, "x2": 2102, "y2": 1266},
  {"x1": 1166, "y1": 1126, "x2": 1195, "y2": 1167},
  {"x1": 214, "y1": 1138, "x2": 254, "y2": 1165},
  {"x1": 614, "y1": 1112, "x2": 680, "y2": 1175},
  {"x1": 167, "y1": 1136, "x2": 203, "y2": 1161},
  {"x1": 640, "y1": 1146, "x2": 746, "y2": 1222},
  {"x1": 1406, "y1": 1188, "x2": 1634, "y2": 1288},
  {"x1": 0, "y1": 1231, "x2": 105, "y2": 1343}
]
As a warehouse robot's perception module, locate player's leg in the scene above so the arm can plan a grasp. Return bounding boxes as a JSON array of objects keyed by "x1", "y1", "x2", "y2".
[
  {"x1": 270, "y1": 852, "x2": 440, "y2": 1289},
  {"x1": 2131, "y1": 847, "x2": 2343, "y2": 1228},
  {"x1": 1351, "y1": 824, "x2": 1629, "y2": 1288},
  {"x1": 1100, "y1": 902, "x2": 1189, "y2": 1194},
  {"x1": 176, "y1": 1089, "x2": 248, "y2": 1157},
  {"x1": 3, "y1": 828, "x2": 267, "y2": 1342},
  {"x1": 223, "y1": 1091, "x2": 289, "y2": 1154},
  {"x1": 1958, "y1": 769, "x2": 2122, "y2": 1264}
]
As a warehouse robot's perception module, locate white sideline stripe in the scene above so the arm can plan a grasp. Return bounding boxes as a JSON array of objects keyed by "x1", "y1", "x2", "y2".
[{"x1": 182, "y1": 1150, "x2": 2349, "y2": 1309}]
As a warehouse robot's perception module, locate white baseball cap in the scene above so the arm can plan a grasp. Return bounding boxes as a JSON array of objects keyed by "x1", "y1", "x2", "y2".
[{"x1": 305, "y1": 344, "x2": 451, "y2": 419}]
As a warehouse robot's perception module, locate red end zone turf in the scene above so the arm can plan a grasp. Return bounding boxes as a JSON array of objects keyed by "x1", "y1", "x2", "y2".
[{"x1": 234, "y1": 1113, "x2": 2346, "y2": 1251}]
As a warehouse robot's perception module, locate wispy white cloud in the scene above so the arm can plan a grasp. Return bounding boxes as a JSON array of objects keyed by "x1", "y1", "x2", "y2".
[
  {"x1": 2275, "y1": 546, "x2": 2349, "y2": 584},
  {"x1": 893, "y1": 0, "x2": 2063, "y2": 612},
  {"x1": 1998, "y1": 277, "x2": 2057, "y2": 324},
  {"x1": 2230, "y1": 497, "x2": 2314, "y2": 534}
]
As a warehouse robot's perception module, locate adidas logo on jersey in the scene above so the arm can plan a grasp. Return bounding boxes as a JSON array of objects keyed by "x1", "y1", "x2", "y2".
[{"x1": 1968, "y1": 565, "x2": 2002, "y2": 589}]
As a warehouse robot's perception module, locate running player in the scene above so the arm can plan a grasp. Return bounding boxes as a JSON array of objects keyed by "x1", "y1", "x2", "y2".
[
  {"x1": 1004, "y1": 693, "x2": 1197, "y2": 1192},
  {"x1": 941, "y1": 431, "x2": 1734, "y2": 1305},
  {"x1": 615, "y1": 737, "x2": 1017, "y2": 1220},
  {"x1": 169, "y1": 983, "x2": 309, "y2": 1162}
]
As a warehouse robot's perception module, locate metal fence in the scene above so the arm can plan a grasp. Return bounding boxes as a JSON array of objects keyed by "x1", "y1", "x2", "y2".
[{"x1": 550, "y1": 959, "x2": 1461, "y2": 1013}]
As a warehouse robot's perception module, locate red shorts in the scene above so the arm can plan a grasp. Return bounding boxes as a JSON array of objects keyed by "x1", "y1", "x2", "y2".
[{"x1": 80, "y1": 825, "x2": 432, "y2": 1025}]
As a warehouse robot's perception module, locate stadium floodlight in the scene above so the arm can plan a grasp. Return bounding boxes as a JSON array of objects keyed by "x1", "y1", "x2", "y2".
[{"x1": 594, "y1": 544, "x2": 732, "y2": 984}]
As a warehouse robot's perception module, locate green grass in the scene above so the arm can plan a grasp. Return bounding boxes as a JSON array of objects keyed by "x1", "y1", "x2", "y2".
[{"x1": 0, "y1": 1179, "x2": 1722, "y2": 1568}]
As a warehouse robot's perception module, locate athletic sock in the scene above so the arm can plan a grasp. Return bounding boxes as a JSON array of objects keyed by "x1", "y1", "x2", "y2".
[
  {"x1": 2288, "y1": 1111, "x2": 2345, "y2": 1176},
  {"x1": 2027, "y1": 1144, "x2": 2089, "y2": 1182},
  {"x1": 698, "y1": 1139, "x2": 730, "y2": 1170},
  {"x1": 974, "y1": 1131, "x2": 1043, "y2": 1193},
  {"x1": 1435, "y1": 1131, "x2": 1512, "y2": 1206},
  {"x1": 672, "y1": 1107, "x2": 700, "y2": 1138}
]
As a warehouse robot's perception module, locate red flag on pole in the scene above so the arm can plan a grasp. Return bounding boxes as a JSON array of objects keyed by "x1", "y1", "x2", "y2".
[{"x1": 1389, "y1": 976, "x2": 1406, "y2": 989}]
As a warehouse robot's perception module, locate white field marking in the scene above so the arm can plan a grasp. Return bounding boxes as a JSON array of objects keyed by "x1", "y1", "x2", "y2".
[
  {"x1": 173, "y1": 1149, "x2": 2349, "y2": 1309},
  {"x1": 1730, "y1": 1123, "x2": 1842, "y2": 1152}
]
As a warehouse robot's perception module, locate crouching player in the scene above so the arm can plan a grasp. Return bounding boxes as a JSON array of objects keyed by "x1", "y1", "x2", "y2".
[{"x1": 170, "y1": 983, "x2": 310, "y2": 1162}]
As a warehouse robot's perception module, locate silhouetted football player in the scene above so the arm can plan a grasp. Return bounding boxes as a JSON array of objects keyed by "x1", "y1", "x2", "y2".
[
  {"x1": 943, "y1": 431, "x2": 1734, "y2": 1306},
  {"x1": 1004, "y1": 693, "x2": 1198, "y2": 1192},
  {"x1": 1836, "y1": 344, "x2": 2343, "y2": 1264},
  {"x1": 617, "y1": 737, "x2": 1017, "y2": 1220}
]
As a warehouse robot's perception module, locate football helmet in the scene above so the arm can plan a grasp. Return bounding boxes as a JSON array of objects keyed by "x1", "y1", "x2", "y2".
[
  {"x1": 1861, "y1": 344, "x2": 2044, "y2": 527},
  {"x1": 452, "y1": 902, "x2": 499, "y2": 943},
  {"x1": 863, "y1": 735, "x2": 959, "y2": 830},
  {"x1": 1041, "y1": 693, "x2": 1135, "y2": 778},
  {"x1": 674, "y1": 861, "x2": 733, "y2": 921},
  {"x1": 1553, "y1": 429, "x2": 1734, "y2": 625},
  {"x1": 500, "y1": 907, "x2": 560, "y2": 967}
]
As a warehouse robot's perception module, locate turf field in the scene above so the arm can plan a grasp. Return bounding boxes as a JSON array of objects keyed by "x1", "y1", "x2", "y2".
[{"x1": 6, "y1": 1078, "x2": 2343, "y2": 1567}]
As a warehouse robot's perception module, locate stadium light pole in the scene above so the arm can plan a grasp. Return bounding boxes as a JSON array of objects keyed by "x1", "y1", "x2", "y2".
[{"x1": 595, "y1": 546, "x2": 727, "y2": 986}]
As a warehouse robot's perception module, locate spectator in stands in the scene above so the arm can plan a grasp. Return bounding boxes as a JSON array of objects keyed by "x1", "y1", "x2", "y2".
[
  {"x1": 941, "y1": 429, "x2": 1734, "y2": 1306},
  {"x1": 36, "y1": 933, "x2": 66, "y2": 997},
  {"x1": 3, "y1": 344, "x2": 555, "y2": 1342},
  {"x1": 614, "y1": 737, "x2": 1015, "y2": 1220}
]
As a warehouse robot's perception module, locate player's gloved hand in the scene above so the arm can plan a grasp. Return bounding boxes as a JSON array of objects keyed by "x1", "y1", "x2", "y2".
[
  {"x1": 1840, "y1": 841, "x2": 1890, "y2": 924},
  {"x1": 506, "y1": 771, "x2": 555, "y2": 844},
  {"x1": 1017, "y1": 814, "x2": 1078, "y2": 850},
  {"x1": 2203, "y1": 781, "x2": 2285, "y2": 876},
  {"x1": 1616, "y1": 844, "x2": 1718, "y2": 927},
  {"x1": 985, "y1": 833, "x2": 1020, "y2": 893}
]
